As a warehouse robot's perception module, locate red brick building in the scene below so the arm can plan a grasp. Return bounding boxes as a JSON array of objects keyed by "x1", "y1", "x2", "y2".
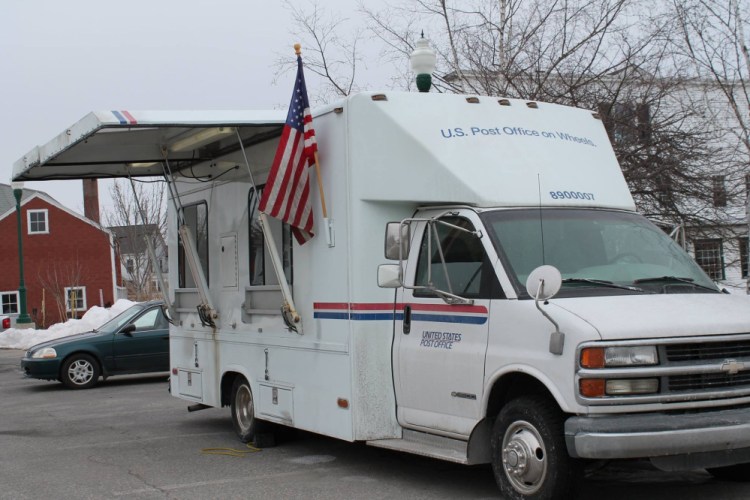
[{"x1": 0, "y1": 183, "x2": 120, "y2": 327}]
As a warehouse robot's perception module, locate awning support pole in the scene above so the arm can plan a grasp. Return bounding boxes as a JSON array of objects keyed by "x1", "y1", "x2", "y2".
[
  {"x1": 234, "y1": 128, "x2": 301, "y2": 333},
  {"x1": 126, "y1": 172, "x2": 174, "y2": 320}
]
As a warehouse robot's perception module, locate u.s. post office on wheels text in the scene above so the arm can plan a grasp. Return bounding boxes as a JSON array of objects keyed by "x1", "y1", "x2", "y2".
[{"x1": 14, "y1": 91, "x2": 750, "y2": 499}]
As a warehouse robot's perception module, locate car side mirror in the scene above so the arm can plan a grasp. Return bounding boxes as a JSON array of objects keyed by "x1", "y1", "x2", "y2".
[{"x1": 121, "y1": 324, "x2": 136, "y2": 336}]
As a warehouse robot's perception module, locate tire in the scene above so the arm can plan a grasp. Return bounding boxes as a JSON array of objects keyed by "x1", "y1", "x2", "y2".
[
  {"x1": 491, "y1": 395, "x2": 580, "y2": 500},
  {"x1": 707, "y1": 463, "x2": 750, "y2": 482},
  {"x1": 230, "y1": 376, "x2": 260, "y2": 443},
  {"x1": 61, "y1": 353, "x2": 100, "y2": 389}
]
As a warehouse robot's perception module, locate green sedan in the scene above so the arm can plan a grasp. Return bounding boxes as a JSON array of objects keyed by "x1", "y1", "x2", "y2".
[{"x1": 21, "y1": 301, "x2": 170, "y2": 389}]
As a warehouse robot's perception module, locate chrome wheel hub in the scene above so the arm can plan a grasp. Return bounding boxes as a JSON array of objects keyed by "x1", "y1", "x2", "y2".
[
  {"x1": 502, "y1": 421, "x2": 547, "y2": 495},
  {"x1": 235, "y1": 384, "x2": 254, "y2": 433}
]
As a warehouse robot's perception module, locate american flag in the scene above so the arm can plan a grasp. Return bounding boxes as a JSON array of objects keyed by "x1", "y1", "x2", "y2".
[{"x1": 259, "y1": 54, "x2": 318, "y2": 244}]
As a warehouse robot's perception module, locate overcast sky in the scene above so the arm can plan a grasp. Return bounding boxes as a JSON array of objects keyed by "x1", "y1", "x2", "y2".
[{"x1": 0, "y1": 0, "x2": 385, "y2": 215}]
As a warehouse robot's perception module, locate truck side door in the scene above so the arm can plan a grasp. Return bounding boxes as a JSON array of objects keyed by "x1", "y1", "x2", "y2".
[{"x1": 394, "y1": 214, "x2": 500, "y2": 436}]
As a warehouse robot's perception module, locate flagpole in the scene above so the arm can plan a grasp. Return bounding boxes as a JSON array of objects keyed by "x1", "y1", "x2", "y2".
[{"x1": 295, "y1": 44, "x2": 333, "y2": 246}]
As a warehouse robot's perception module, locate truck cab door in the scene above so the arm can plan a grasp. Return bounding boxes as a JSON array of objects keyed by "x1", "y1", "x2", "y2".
[{"x1": 393, "y1": 214, "x2": 501, "y2": 436}]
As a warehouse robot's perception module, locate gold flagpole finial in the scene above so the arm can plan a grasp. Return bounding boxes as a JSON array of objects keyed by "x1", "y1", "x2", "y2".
[{"x1": 294, "y1": 43, "x2": 301, "y2": 55}]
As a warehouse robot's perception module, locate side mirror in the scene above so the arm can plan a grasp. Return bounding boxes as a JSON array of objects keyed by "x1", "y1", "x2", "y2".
[
  {"x1": 377, "y1": 263, "x2": 402, "y2": 288},
  {"x1": 384, "y1": 222, "x2": 410, "y2": 260},
  {"x1": 526, "y1": 265, "x2": 562, "y2": 300},
  {"x1": 121, "y1": 324, "x2": 136, "y2": 336}
]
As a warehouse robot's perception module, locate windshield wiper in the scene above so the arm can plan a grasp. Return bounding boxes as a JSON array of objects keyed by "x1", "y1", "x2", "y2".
[
  {"x1": 562, "y1": 278, "x2": 647, "y2": 293},
  {"x1": 633, "y1": 276, "x2": 720, "y2": 293}
]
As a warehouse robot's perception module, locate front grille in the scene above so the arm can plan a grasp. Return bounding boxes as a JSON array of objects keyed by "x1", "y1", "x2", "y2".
[
  {"x1": 665, "y1": 340, "x2": 750, "y2": 362},
  {"x1": 579, "y1": 334, "x2": 750, "y2": 405},
  {"x1": 669, "y1": 372, "x2": 750, "y2": 391}
]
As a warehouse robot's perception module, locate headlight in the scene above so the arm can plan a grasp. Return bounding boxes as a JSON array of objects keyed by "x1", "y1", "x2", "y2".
[
  {"x1": 31, "y1": 347, "x2": 57, "y2": 359},
  {"x1": 580, "y1": 378, "x2": 659, "y2": 397},
  {"x1": 580, "y1": 346, "x2": 658, "y2": 368}
]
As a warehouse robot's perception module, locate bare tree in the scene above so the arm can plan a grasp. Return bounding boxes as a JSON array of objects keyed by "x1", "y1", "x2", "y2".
[
  {"x1": 274, "y1": 0, "x2": 364, "y2": 103},
  {"x1": 37, "y1": 257, "x2": 89, "y2": 326},
  {"x1": 673, "y1": 0, "x2": 750, "y2": 158},
  {"x1": 283, "y1": 0, "x2": 749, "y2": 285},
  {"x1": 103, "y1": 179, "x2": 168, "y2": 301}
]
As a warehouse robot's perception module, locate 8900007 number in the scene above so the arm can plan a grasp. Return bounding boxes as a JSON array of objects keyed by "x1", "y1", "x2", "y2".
[{"x1": 549, "y1": 190, "x2": 595, "y2": 200}]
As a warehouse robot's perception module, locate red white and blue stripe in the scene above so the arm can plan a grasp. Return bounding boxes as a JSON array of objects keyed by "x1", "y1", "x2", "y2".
[
  {"x1": 313, "y1": 303, "x2": 488, "y2": 325},
  {"x1": 111, "y1": 110, "x2": 137, "y2": 125}
]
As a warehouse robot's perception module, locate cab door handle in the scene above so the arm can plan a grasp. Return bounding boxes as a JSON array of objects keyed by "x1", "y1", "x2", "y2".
[{"x1": 403, "y1": 305, "x2": 411, "y2": 335}]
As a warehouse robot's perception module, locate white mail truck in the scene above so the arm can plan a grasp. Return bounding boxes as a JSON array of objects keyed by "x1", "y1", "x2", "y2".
[{"x1": 14, "y1": 91, "x2": 750, "y2": 499}]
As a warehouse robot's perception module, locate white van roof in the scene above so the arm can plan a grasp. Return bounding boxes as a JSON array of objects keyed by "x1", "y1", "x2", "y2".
[{"x1": 341, "y1": 92, "x2": 635, "y2": 210}]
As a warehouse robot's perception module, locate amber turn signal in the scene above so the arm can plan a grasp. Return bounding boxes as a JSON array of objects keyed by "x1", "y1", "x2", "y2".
[{"x1": 580, "y1": 347, "x2": 605, "y2": 368}]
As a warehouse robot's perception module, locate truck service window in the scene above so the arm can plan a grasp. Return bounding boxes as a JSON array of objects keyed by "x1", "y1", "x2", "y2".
[
  {"x1": 247, "y1": 187, "x2": 292, "y2": 286},
  {"x1": 483, "y1": 208, "x2": 717, "y2": 296},
  {"x1": 178, "y1": 202, "x2": 208, "y2": 288}
]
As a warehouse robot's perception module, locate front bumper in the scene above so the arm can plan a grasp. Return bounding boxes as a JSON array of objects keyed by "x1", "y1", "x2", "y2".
[
  {"x1": 21, "y1": 357, "x2": 61, "y2": 380},
  {"x1": 566, "y1": 406, "x2": 750, "y2": 463}
]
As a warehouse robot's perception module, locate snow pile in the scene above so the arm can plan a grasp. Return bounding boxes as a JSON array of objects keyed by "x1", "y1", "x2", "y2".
[{"x1": 0, "y1": 299, "x2": 137, "y2": 350}]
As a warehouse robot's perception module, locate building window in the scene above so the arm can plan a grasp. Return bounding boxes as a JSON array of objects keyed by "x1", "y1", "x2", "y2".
[
  {"x1": 1, "y1": 291, "x2": 19, "y2": 314},
  {"x1": 745, "y1": 173, "x2": 750, "y2": 201},
  {"x1": 178, "y1": 202, "x2": 209, "y2": 288},
  {"x1": 694, "y1": 239, "x2": 724, "y2": 281},
  {"x1": 27, "y1": 209, "x2": 49, "y2": 234},
  {"x1": 741, "y1": 238, "x2": 749, "y2": 278},
  {"x1": 712, "y1": 176, "x2": 727, "y2": 207},
  {"x1": 598, "y1": 102, "x2": 651, "y2": 145},
  {"x1": 126, "y1": 258, "x2": 135, "y2": 274},
  {"x1": 64, "y1": 286, "x2": 86, "y2": 313}
]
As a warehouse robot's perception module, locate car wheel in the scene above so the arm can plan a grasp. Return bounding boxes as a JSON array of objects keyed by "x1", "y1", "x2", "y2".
[
  {"x1": 61, "y1": 353, "x2": 100, "y2": 389},
  {"x1": 491, "y1": 395, "x2": 581, "y2": 499},
  {"x1": 707, "y1": 463, "x2": 750, "y2": 481}
]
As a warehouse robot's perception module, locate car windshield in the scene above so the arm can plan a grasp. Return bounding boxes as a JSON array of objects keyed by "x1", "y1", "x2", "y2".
[
  {"x1": 95, "y1": 304, "x2": 148, "y2": 334},
  {"x1": 482, "y1": 208, "x2": 718, "y2": 296}
]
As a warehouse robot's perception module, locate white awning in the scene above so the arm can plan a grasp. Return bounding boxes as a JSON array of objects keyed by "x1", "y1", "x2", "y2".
[{"x1": 12, "y1": 109, "x2": 285, "y2": 181}]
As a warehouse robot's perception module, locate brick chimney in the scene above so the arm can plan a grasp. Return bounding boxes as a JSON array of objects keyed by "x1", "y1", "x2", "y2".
[{"x1": 83, "y1": 179, "x2": 100, "y2": 223}]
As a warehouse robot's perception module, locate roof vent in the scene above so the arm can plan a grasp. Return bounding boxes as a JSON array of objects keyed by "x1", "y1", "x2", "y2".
[
  {"x1": 466, "y1": 97, "x2": 480, "y2": 104},
  {"x1": 498, "y1": 99, "x2": 511, "y2": 106},
  {"x1": 526, "y1": 102, "x2": 539, "y2": 109},
  {"x1": 371, "y1": 94, "x2": 388, "y2": 101}
]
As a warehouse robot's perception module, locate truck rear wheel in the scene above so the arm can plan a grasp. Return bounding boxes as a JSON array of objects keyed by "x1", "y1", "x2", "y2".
[
  {"x1": 230, "y1": 376, "x2": 259, "y2": 443},
  {"x1": 491, "y1": 395, "x2": 580, "y2": 499}
]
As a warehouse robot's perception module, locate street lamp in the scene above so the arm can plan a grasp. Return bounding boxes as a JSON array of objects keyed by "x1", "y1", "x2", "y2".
[
  {"x1": 11, "y1": 181, "x2": 33, "y2": 326},
  {"x1": 410, "y1": 32, "x2": 437, "y2": 92}
]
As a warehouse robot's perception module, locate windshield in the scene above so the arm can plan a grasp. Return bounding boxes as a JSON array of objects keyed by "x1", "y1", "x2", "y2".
[
  {"x1": 482, "y1": 209, "x2": 718, "y2": 296},
  {"x1": 95, "y1": 304, "x2": 147, "y2": 334}
]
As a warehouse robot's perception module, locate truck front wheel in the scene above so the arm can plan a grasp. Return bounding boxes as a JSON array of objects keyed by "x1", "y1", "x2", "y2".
[
  {"x1": 230, "y1": 376, "x2": 259, "y2": 443},
  {"x1": 707, "y1": 463, "x2": 750, "y2": 482},
  {"x1": 491, "y1": 395, "x2": 580, "y2": 499}
]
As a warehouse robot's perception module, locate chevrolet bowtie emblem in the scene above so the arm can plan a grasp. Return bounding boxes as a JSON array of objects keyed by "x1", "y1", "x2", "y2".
[{"x1": 720, "y1": 359, "x2": 745, "y2": 375}]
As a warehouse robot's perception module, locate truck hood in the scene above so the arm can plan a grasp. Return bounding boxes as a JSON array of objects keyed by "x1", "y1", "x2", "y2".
[{"x1": 552, "y1": 293, "x2": 750, "y2": 340}]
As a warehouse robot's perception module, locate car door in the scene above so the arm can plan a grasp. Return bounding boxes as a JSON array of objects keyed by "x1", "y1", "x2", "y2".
[
  {"x1": 113, "y1": 306, "x2": 170, "y2": 372},
  {"x1": 393, "y1": 213, "x2": 502, "y2": 436}
]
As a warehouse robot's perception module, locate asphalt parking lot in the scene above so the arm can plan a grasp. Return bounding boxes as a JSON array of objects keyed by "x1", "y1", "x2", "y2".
[{"x1": 2, "y1": 348, "x2": 750, "y2": 499}]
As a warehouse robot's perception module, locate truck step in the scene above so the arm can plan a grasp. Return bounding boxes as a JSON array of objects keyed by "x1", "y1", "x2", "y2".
[{"x1": 367, "y1": 429, "x2": 469, "y2": 464}]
